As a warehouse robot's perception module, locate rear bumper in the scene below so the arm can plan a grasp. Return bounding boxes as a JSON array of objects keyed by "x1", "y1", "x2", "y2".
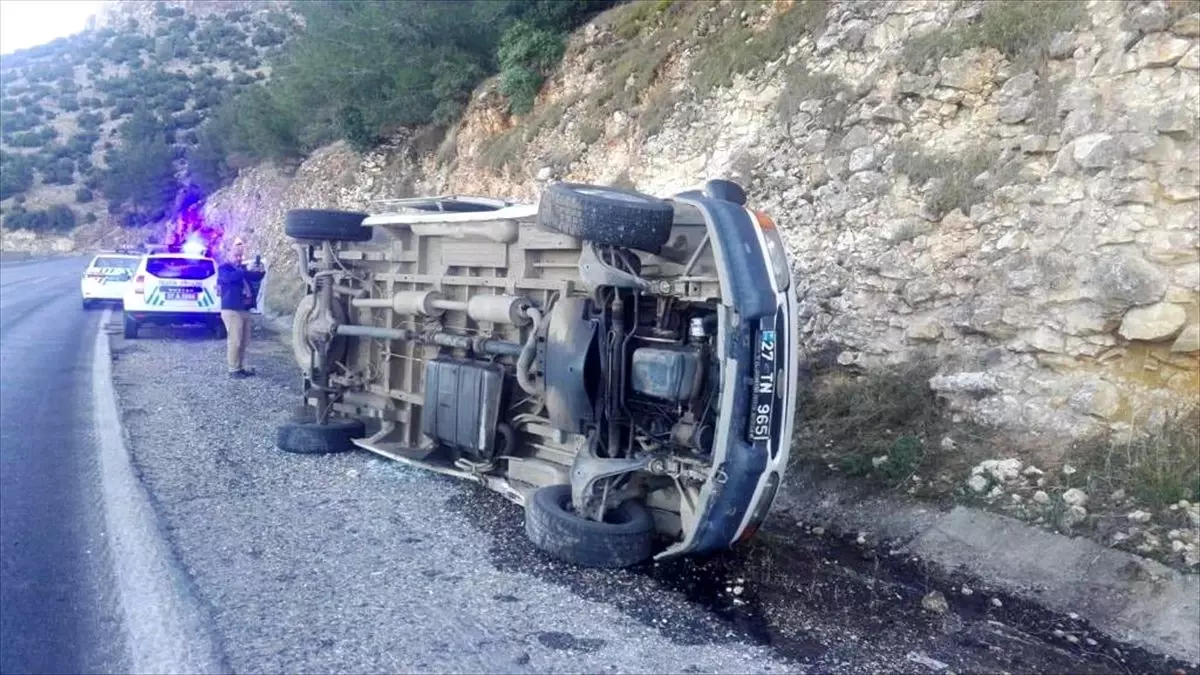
[
  {"x1": 125, "y1": 310, "x2": 219, "y2": 324},
  {"x1": 657, "y1": 195, "x2": 799, "y2": 559},
  {"x1": 81, "y1": 286, "x2": 127, "y2": 301}
]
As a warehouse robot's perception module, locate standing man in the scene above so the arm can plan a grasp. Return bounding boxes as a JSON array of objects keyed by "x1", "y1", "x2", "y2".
[{"x1": 217, "y1": 238, "x2": 266, "y2": 379}]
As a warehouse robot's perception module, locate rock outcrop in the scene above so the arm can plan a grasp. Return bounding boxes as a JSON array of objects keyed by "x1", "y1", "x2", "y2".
[{"x1": 204, "y1": 0, "x2": 1200, "y2": 442}]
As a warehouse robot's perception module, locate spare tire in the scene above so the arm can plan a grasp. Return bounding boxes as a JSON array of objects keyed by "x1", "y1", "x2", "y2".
[
  {"x1": 536, "y1": 183, "x2": 673, "y2": 253},
  {"x1": 276, "y1": 417, "x2": 365, "y2": 454},
  {"x1": 285, "y1": 209, "x2": 372, "y2": 242},
  {"x1": 524, "y1": 484, "x2": 654, "y2": 568}
]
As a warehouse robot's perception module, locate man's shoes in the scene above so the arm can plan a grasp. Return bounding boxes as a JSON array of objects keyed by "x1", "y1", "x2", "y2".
[
  {"x1": 240, "y1": 367, "x2": 257, "y2": 376},
  {"x1": 229, "y1": 368, "x2": 255, "y2": 379}
]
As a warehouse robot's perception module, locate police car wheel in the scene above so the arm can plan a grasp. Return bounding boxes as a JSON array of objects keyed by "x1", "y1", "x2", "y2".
[
  {"x1": 276, "y1": 417, "x2": 365, "y2": 454},
  {"x1": 122, "y1": 313, "x2": 139, "y2": 339},
  {"x1": 211, "y1": 319, "x2": 227, "y2": 339}
]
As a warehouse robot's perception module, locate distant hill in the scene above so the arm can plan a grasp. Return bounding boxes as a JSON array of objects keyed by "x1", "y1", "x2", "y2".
[{"x1": 0, "y1": 0, "x2": 297, "y2": 233}]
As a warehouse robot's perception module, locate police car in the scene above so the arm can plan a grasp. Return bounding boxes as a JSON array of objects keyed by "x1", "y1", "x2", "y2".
[
  {"x1": 80, "y1": 252, "x2": 142, "y2": 309},
  {"x1": 121, "y1": 251, "x2": 224, "y2": 339}
]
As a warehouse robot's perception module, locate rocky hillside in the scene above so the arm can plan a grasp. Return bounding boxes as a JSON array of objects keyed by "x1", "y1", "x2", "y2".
[
  {"x1": 0, "y1": 0, "x2": 295, "y2": 240},
  {"x1": 202, "y1": 0, "x2": 1200, "y2": 448}
]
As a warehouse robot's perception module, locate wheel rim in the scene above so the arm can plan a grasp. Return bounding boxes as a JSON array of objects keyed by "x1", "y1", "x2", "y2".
[{"x1": 555, "y1": 491, "x2": 634, "y2": 525}]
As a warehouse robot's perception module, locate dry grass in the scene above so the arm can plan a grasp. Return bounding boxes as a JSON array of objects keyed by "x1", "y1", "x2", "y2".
[
  {"x1": 475, "y1": 101, "x2": 568, "y2": 172},
  {"x1": 434, "y1": 125, "x2": 459, "y2": 167},
  {"x1": 688, "y1": 0, "x2": 829, "y2": 98},
  {"x1": 888, "y1": 220, "x2": 925, "y2": 245},
  {"x1": 1165, "y1": 0, "x2": 1198, "y2": 23},
  {"x1": 1065, "y1": 409, "x2": 1200, "y2": 510},
  {"x1": 791, "y1": 360, "x2": 978, "y2": 493},
  {"x1": 585, "y1": 0, "x2": 828, "y2": 138},
  {"x1": 892, "y1": 141, "x2": 997, "y2": 219},
  {"x1": 901, "y1": 0, "x2": 1087, "y2": 72},
  {"x1": 478, "y1": 128, "x2": 525, "y2": 171},
  {"x1": 608, "y1": 168, "x2": 637, "y2": 189},
  {"x1": 578, "y1": 121, "x2": 603, "y2": 145},
  {"x1": 776, "y1": 67, "x2": 847, "y2": 124}
]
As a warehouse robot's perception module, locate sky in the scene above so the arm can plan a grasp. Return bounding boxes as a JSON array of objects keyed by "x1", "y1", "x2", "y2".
[{"x1": 0, "y1": 0, "x2": 104, "y2": 56}]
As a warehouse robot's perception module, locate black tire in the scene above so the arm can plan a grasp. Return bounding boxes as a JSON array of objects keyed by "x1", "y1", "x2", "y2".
[
  {"x1": 524, "y1": 484, "x2": 654, "y2": 568},
  {"x1": 123, "y1": 313, "x2": 138, "y2": 339},
  {"x1": 212, "y1": 318, "x2": 227, "y2": 339},
  {"x1": 276, "y1": 418, "x2": 365, "y2": 454},
  {"x1": 284, "y1": 209, "x2": 372, "y2": 243},
  {"x1": 536, "y1": 183, "x2": 674, "y2": 253}
]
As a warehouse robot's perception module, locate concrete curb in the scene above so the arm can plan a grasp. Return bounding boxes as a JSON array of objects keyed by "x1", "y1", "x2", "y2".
[
  {"x1": 92, "y1": 309, "x2": 227, "y2": 674},
  {"x1": 773, "y1": 473, "x2": 1200, "y2": 665}
]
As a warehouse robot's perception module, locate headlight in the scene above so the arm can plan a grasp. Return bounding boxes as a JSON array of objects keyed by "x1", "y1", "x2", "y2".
[{"x1": 753, "y1": 210, "x2": 792, "y2": 292}]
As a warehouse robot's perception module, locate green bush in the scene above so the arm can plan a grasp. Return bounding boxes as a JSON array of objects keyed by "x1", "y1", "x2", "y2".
[
  {"x1": 68, "y1": 131, "x2": 99, "y2": 155},
  {"x1": 3, "y1": 204, "x2": 77, "y2": 232},
  {"x1": 499, "y1": 66, "x2": 545, "y2": 115},
  {"x1": 75, "y1": 187, "x2": 94, "y2": 203},
  {"x1": 7, "y1": 127, "x2": 55, "y2": 148},
  {"x1": 77, "y1": 111, "x2": 104, "y2": 130},
  {"x1": 42, "y1": 158, "x2": 76, "y2": 185},
  {"x1": 252, "y1": 26, "x2": 286, "y2": 47},
  {"x1": 0, "y1": 111, "x2": 39, "y2": 135},
  {"x1": 0, "y1": 153, "x2": 36, "y2": 200}
]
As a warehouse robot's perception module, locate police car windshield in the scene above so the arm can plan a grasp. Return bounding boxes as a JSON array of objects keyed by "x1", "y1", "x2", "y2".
[
  {"x1": 92, "y1": 256, "x2": 139, "y2": 269},
  {"x1": 146, "y1": 257, "x2": 215, "y2": 280}
]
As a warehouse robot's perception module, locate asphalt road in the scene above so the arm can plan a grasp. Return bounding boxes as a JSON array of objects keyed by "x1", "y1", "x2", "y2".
[{"x1": 0, "y1": 256, "x2": 127, "y2": 674}]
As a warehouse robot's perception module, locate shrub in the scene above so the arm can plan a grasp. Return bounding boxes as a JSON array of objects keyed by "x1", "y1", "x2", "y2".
[
  {"x1": 893, "y1": 142, "x2": 997, "y2": 218},
  {"x1": 75, "y1": 187, "x2": 94, "y2": 203},
  {"x1": 68, "y1": 131, "x2": 100, "y2": 156},
  {"x1": 0, "y1": 153, "x2": 36, "y2": 200},
  {"x1": 499, "y1": 66, "x2": 545, "y2": 115},
  {"x1": 1066, "y1": 409, "x2": 1200, "y2": 509},
  {"x1": 42, "y1": 158, "x2": 77, "y2": 185},
  {"x1": 3, "y1": 204, "x2": 77, "y2": 232}
]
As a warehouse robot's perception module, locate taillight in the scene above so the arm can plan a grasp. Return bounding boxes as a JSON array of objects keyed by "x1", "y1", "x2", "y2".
[{"x1": 134, "y1": 275, "x2": 145, "y2": 294}]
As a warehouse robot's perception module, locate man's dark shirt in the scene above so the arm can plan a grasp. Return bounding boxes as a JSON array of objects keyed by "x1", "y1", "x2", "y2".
[{"x1": 217, "y1": 262, "x2": 266, "y2": 311}]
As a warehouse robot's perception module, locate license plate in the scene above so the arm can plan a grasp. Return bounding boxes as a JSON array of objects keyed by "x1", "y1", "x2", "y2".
[
  {"x1": 749, "y1": 326, "x2": 777, "y2": 442},
  {"x1": 164, "y1": 288, "x2": 198, "y2": 301}
]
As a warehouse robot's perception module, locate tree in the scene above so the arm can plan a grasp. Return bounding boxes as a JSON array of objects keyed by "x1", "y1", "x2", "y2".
[{"x1": 101, "y1": 110, "x2": 179, "y2": 224}]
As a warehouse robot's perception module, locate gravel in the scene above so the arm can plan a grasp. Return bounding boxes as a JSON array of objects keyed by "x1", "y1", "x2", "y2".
[{"x1": 108, "y1": 320, "x2": 790, "y2": 674}]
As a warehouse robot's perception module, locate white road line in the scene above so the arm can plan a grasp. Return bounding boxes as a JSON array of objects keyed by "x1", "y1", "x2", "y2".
[
  {"x1": 91, "y1": 308, "x2": 226, "y2": 675},
  {"x1": 0, "y1": 275, "x2": 49, "y2": 290}
]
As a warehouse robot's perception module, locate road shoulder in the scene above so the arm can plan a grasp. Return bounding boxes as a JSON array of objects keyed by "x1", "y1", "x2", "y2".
[{"x1": 92, "y1": 309, "x2": 226, "y2": 674}]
